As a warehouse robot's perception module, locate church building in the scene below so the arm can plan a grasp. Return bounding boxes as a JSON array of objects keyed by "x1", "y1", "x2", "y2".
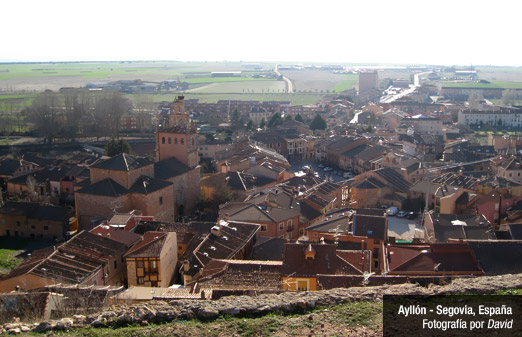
[{"x1": 75, "y1": 96, "x2": 201, "y2": 229}]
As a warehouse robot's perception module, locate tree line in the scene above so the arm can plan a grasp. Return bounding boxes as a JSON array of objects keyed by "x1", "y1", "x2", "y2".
[{"x1": 22, "y1": 89, "x2": 132, "y2": 142}]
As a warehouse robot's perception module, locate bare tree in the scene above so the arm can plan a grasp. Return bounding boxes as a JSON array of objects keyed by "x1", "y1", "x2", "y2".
[
  {"x1": 501, "y1": 89, "x2": 517, "y2": 106},
  {"x1": 26, "y1": 91, "x2": 63, "y2": 143}
]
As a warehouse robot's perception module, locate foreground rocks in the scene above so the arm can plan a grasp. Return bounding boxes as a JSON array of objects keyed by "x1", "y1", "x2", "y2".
[{"x1": 3, "y1": 273, "x2": 521, "y2": 333}]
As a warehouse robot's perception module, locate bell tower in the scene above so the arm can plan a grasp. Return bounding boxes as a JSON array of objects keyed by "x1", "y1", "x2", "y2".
[{"x1": 156, "y1": 96, "x2": 198, "y2": 168}]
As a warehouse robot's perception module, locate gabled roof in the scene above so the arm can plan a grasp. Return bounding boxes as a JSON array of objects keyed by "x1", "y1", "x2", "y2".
[
  {"x1": 124, "y1": 232, "x2": 167, "y2": 258},
  {"x1": 479, "y1": 175, "x2": 521, "y2": 188},
  {"x1": 354, "y1": 145, "x2": 388, "y2": 161},
  {"x1": 374, "y1": 167, "x2": 410, "y2": 193},
  {"x1": 90, "y1": 225, "x2": 141, "y2": 247},
  {"x1": 1, "y1": 231, "x2": 127, "y2": 285},
  {"x1": 352, "y1": 177, "x2": 387, "y2": 189},
  {"x1": 432, "y1": 173, "x2": 478, "y2": 190},
  {"x1": 466, "y1": 240, "x2": 522, "y2": 276},
  {"x1": 227, "y1": 204, "x2": 297, "y2": 223},
  {"x1": 75, "y1": 178, "x2": 128, "y2": 197},
  {"x1": 282, "y1": 243, "x2": 363, "y2": 277},
  {"x1": 251, "y1": 237, "x2": 286, "y2": 261},
  {"x1": 0, "y1": 201, "x2": 38, "y2": 216},
  {"x1": 306, "y1": 210, "x2": 351, "y2": 234},
  {"x1": 353, "y1": 214, "x2": 387, "y2": 240},
  {"x1": 30, "y1": 205, "x2": 69, "y2": 222},
  {"x1": 193, "y1": 221, "x2": 259, "y2": 266},
  {"x1": 91, "y1": 153, "x2": 154, "y2": 172},
  {"x1": 154, "y1": 157, "x2": 192, "y2": 180},
  {"x1": 8, "y1": 166, "x2": 72, "y2": 185},
  {"x1": 0, "y1": 202, "x2": 68, "y2": 222},
  {"x1": 501, "y1": 156, "x2": 522, "y2": 171},
  {"x1": 190, "y1": 259, "x2": 282, "y2": 290},
  {"x1": 386, "y1": 243, "x2": 483, "y2": 275},
  {"x1": 429, "y1": 213, "x2": 496, "y2": 242},
  {"x1": 340, "y1": 143, "x2": 369, "y2": 158},
  {"x1": 326, "y1": 136, "x2": 362, "y2": 151},
  {"x1": 0, "y1": 158, "x2": 34, "y2": 176},
  {"x1": 128, "y1": 175, "x2": 172, "y2": 194}
]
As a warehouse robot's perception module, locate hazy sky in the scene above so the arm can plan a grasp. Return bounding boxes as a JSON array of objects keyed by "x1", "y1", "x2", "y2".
[{"x1": 3, "y1": 0, "x2": 521, "y2": 66}]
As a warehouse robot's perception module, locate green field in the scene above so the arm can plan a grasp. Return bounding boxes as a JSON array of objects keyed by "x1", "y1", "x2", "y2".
[
  {"x1": 442, "y1": 81, "x2": 522, "y2": 89},
  {"x1": 184, "y1": 77, "x2": 273, "y2": 84},
  {"x1": 187, "y1": 80, "x2": 286, "y2": 94},
  {"x1": 0, "y1": 61, "x2": 279, "y2": 92},
  {"x1": 130, "y1": 92, "x2": 327, "y2": 105},
  {"x1": 280, "y1": 69, "x2": 357, "y2": 92},
  {"x1": 0, "y1": 61, "x2": 274, "y2": 81},
  {"x1": 332, "y1": 74, "x2": 358, "y2": 92}
]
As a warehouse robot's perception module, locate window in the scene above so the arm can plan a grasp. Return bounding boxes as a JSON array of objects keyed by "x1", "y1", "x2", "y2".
[
  {"x1": 299, "y1": 228, "x2": 305, "y2": 236},
  {"x1": 181, "y1": 138, "x2": 184, "y2": 145},
  {"x1": 297, "y1": 280, "x2": 308, "y2": 291},
  {"x1": 150, "y1": 260, "x2": 157, "y2": 270},
  {"x1": 279, "y1": 222, "x2": 284, "y2": 230},
  {"x1": 44, "y1": 226, "x2": 48, "y2": 231},
  {"x1": 114, "y1": 260, "x2": 117, "y2": 269},
  {"x1": 192, "y1": 138, "x2": 195, "y2": 146},
  {"x1": 31, "y1": 225, "x2": 35, "y2": 230},
  {"x1": 162, "y1": 137, "x2": 165, "y2": 144},
  {"x1": 168, "y1": 137, "x2": 171, "y2": 144},
  {"x1": 260, "y1": 225, "x2": 267, "y2": 232},
  {"x1": 137, "y1": 260, "x2": 144, "y2": 268},
  {"x1": 137, "y1": 277, "x2": 144, "y2": 285},
  {"x1": 175, "y1": 138, "x2": 178, "y2": 144},
  {"x1": 159, "y1": 196, "x2": 163, "y2": 205},
  {"x1": 373, "y1": 248, "x2": 379, "y2": 257},
  {"x1": 287, "y1": 220, "x2": 292, "y2": 227}
]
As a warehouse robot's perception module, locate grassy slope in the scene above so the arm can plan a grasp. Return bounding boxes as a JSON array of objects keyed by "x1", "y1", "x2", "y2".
[
  {"x1": 0, "y1": 237, "x2": 31, "y2": 275},
  {"x1": 24, "y1": 302, "x2": 382, "y2": 337}
]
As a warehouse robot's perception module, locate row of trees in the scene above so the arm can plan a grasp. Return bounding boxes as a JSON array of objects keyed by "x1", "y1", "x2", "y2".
[
  {"x1": 230, "y1": 108, "x2": 327, "y2": 133},
  {"x1": 24, "y1": 89, "x2": 132, "y2": 142}
]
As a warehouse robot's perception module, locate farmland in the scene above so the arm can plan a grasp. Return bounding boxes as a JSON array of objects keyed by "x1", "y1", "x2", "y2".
[
  {"x1": 0, "y1": 61, "x2": 274, "y2": 91},
  {"x1": 129, "y1": 92, "x2": 326, "y2": 105},
  {"x1": 442, "y1": 81, "x2": 522, "y2": 89},
  {"x1": 279, "y1": 69, "x2": 358, "y2": 92},
  {"x1": 187, "y1": 80, "x2": 286, "y2": 94}
]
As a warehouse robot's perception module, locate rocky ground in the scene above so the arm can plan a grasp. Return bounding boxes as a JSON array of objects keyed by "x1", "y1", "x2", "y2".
[{"x1": 2, "y1": 273, "x2": 521, "y2": 336}]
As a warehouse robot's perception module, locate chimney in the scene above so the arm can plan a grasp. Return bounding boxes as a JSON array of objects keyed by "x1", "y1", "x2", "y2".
[{"x1": 211, "y1": 225, "x2": 221, "y2": 236}]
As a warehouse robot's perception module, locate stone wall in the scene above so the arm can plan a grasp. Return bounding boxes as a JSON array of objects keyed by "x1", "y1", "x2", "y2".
[{"x1": 3, "y1": 273, "x2": 522, "y2": 334}]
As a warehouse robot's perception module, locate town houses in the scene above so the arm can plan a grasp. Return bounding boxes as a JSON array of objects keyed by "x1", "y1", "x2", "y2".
[{"x1": 2, "y1": 79, "x2": 522, "y2": 310}]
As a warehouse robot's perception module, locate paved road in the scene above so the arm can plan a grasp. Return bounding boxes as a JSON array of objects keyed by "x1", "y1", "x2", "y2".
[
  {"x1": 275, "y1": 64, "x2": 294, "y2": 93},
  {"x1": 380, "y1": 71, "x2": 431, "y2": 103}
]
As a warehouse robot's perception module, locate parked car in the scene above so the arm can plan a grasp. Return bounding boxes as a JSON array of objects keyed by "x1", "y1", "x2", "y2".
[
  {"x1": 407, "y1": 212, "x2": 417, "y2": 220},
  {"x1": 323, "y1": 167, "x2": 333, "y2": 171},
  {"x1": 397, "y1": 211, "x2": 408, "y2": 217},
  {"x1": 343, "y1": 172, "x2": 354, "y2": 178},
  {"x1": 302, "y1": 165, "x2": 310, "y2": 171},
  {"x1": 318, "y1": 163, "x2": 325, "y2": 168},
  {"x1": 386, "y1": 207, "x2": 398, "y2": 216}
]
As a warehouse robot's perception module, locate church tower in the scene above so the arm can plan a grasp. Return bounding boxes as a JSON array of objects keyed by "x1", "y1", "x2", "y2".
[{"x1": 156, "y1": 96, "x2": 198, "y2": 168}]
